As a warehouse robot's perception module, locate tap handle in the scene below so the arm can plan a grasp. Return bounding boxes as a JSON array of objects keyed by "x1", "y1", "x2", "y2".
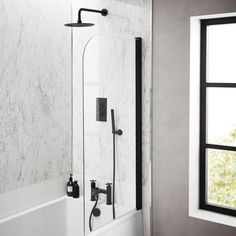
[
  {"x1": 90, "y1": 180, "x2": 96, "y2": 189},
  {"x1": 106, "y1": 183, "x2": 112, "y2": 190},
  {"x1": 90, "y1": 180, "x2": 97, "y2": 202},
  {"x1": 106, "y1": 183, "x2": 112, "y2": 205}
]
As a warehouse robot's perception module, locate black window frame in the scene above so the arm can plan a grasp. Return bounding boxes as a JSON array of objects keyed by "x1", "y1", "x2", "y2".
[{"x1": 200, "y1": 16, "x2": 236, "y2": 217}]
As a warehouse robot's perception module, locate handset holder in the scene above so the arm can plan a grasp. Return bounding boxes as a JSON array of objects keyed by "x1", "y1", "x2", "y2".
[{"x1": 111, "y1": 109, "x2": 123, "y2": 135}]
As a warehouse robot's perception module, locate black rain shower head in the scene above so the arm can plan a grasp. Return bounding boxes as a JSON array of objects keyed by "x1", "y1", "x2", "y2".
[
  {"x1": 64, "y1": 8, "x2": 108, "y2": 28},
  {"x1": 64, "y1": 22, "x2": 94, "y2": 27}
]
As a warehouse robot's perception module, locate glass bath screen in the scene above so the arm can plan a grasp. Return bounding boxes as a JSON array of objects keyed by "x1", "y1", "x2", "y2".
[{"x1": 83, "y1": 36, "x2": 136, "y2": 234}]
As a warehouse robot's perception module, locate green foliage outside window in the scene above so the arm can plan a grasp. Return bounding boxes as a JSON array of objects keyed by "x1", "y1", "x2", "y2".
[{"x1": 208, "y1": 130, "x2": 236, "y2": 208}]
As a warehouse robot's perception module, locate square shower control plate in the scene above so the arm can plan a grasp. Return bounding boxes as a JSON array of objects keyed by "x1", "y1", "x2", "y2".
[{"x1": 96, "y1": 97, "x2": 107, "y2": 122}]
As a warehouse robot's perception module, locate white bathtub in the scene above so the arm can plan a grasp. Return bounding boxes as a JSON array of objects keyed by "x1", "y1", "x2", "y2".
[{"x1": 0, "y1": 196, "x2": 142, "y2": 236}]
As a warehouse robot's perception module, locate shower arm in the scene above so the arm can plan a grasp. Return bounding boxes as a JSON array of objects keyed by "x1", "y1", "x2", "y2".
[{"x1": 77, "y1": 8, "x2": 108, "y2": 23}]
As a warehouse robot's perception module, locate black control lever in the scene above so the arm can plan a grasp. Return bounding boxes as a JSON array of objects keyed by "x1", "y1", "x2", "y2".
[{"x1": 90, "y1": 180, "x2": 96, "y2": 201}]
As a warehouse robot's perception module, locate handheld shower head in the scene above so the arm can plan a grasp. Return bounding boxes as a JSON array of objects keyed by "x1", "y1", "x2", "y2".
[{"x1": 111, "y1": 109, "x2": 123, "y2": 135}]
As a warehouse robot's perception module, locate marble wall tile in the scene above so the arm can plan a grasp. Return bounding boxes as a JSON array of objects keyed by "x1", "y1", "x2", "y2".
[{"x1": 0, "y1": 0, "x2": 72, "y2": 193}]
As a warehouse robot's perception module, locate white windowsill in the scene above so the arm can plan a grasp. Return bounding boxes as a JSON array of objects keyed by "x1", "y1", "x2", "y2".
[
  {"x1": 189, "y1": 12, "x2": 236, "y2": 228},
  {"x1": 189, "y1": 208, "x2": 236, "y2": 227}
]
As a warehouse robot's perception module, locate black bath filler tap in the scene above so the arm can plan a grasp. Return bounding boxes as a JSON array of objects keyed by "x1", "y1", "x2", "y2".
[{"x1": 90, "y1": 180, "x2": 112, "y2": 205}]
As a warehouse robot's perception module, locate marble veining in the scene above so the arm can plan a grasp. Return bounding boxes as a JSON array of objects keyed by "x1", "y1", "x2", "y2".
[{"x1": 0, "y1": 0, "x2": 72, "y2": 193}]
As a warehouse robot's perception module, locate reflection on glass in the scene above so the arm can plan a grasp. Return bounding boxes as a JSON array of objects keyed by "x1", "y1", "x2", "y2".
[
  {"x1": 206, "y1": 88, "x2": 236, "y2": 146},
  {"x1": 207, "y1": 23, "x2": 236, "y2": 83},
  {"x1": 207, "y1": 149, "x2": 236, "y2": 209},
  {"x1": 83, "y1": 36, "x2": 136, "y2": 234}
]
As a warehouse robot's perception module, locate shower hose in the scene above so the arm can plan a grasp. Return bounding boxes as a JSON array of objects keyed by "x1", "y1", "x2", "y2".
[
  {"x1": 112, "y1": 126, "x2": 116, "y2": 220},
  {"x1": 89, "y1": 194, "x2": 98, "y2": 232},
  {"x1": 89, "y1": 109, "x2": 118, "y2": 232}
]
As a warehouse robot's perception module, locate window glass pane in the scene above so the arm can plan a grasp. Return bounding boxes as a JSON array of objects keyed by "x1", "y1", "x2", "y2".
[
  {"x1": 206, "y1": 88, "x2": 236, "y2": 146},
  {"x1": 207, "y1": 23, "x2": 236, "y2": 83},
  {"x1": 207, "y1": 149, "x2": 236, "y2": 209}
]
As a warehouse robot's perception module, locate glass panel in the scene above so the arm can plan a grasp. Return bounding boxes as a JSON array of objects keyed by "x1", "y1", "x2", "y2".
[
  {"x1": 206, "y1": 88, "x2": 236, "y2": 146},
  {"x1": 207, "y1": 149, "x2": 236, "y2": 209},
  {"x1": 206, "y1": 23, "x2": 236, "y2": 83},
  {"x1": 83, "y1": 36, "x2": 136, "y2": 234}
]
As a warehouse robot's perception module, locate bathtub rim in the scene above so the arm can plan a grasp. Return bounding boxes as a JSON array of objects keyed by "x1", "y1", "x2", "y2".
[
  {"x1": 0, "y1": 195, "x2": 139, "y2": 228},
  {"x1": 0, "y1": 195, "x2": 67, "y2": 224}
]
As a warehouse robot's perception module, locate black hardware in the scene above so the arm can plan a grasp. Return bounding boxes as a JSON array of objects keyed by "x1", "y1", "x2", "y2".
[
  {"x1": 135, "y1": 37, "x2": 142, "y2": 211},
  {"x1": 64, "y1": 8, "x2": 108, "y2": 27},
  {"x1": 78, "y1": 8, "x2": 108, "y2": 23},
  {"x1": 90, "y1": 180, "x2": 96, "y2": 201},
  {"x1": 89, "y1": 194, "x2": 98, "y2": 232},
  {"x1": 110, "y1": 109, "x2": 123, "y2": 219},
  {"x1": 90, "y1": 182, "x2": 112, "y2": 205},
  {"x1": 106, "y1": 183, "x2": 112, "y2": 205},
  {"x1": 113, "y1": 129, "x2": 123, "y2": 135},
  {"x1": 92, "y1": 208, "x2": 101, "y2": 217},
  {"x1": 89, "y1": 181, "x2": 111, "y2": 232},
  {"x1": 96, "y1": 98, "x2": 107, "y2": 122},
  {"x1": 111, "y1": 109, "x2": 123, "y2": 136}
]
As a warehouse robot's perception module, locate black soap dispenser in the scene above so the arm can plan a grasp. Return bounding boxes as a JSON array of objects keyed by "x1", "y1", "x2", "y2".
[
  {"x1": 73, "y1": 181, "x2": 80, "y2": 198},
  {"x1": 67, "y1": 174, "x2": 73, "y2": 197}
]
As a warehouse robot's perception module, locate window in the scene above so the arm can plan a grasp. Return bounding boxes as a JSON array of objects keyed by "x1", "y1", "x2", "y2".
[{"x1": 200, "y1": 17, "x2": 236, "y2": 216}]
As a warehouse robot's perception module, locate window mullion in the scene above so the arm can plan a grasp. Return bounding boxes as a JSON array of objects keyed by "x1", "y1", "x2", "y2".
[
  {"x1": 206, "y1": 83, "x2": 236, "y2": 88},
  {"x1": 205, "y1": 143, "x2": 236, "y2": 152}
]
